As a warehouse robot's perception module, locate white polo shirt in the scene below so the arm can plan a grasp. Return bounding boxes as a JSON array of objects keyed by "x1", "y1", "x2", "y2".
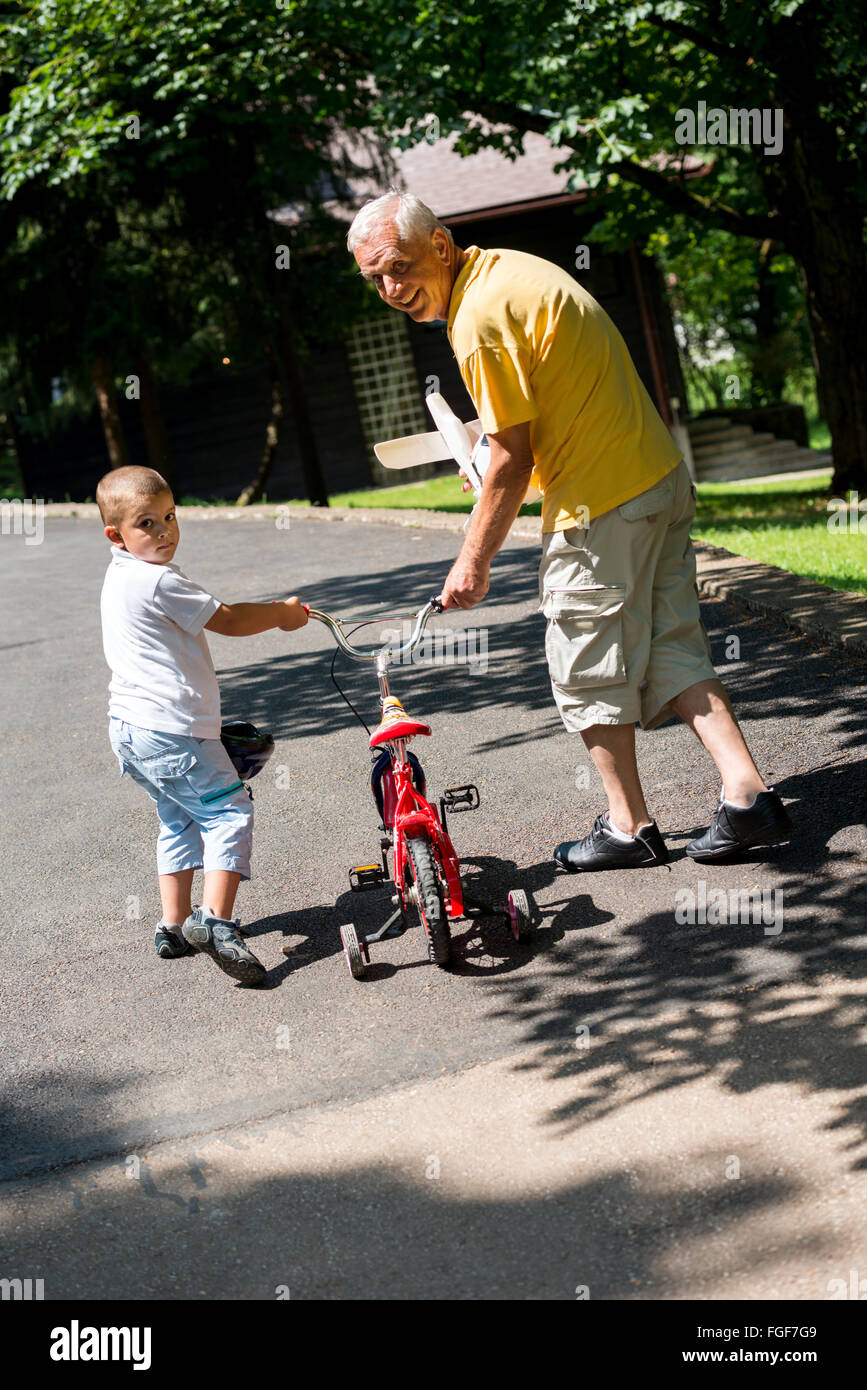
[{"x1": 101, "y1": 547, "x2": 222, "y2": 737}]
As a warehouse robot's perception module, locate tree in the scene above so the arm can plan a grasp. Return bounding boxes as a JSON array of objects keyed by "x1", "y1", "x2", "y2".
[
  {"x1": 340, "y1": 0, "x2": 866, "y2": 492},
  {"x1": 11, "y1": 1, "x2": 856, "y2": 493},
  {"x1": 646, "y1": 223, "x2": 813, "y2": 412},
  {"x1": 0, "y1": 0, "x2": 385, "y2": 502}
]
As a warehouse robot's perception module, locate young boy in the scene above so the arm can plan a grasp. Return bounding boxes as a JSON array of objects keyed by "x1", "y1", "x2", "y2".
[{"x1": 97, "y1": 465, "x2": 308, "y2": 986}]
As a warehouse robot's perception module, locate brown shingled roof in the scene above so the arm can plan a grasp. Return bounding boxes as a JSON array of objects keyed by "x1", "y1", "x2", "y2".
[
  {"x1": 392, "y1": 130, "x2": 580, "y2": 219},
  {"x1": 272, "y1": 127, "x2": 704, "y2": 227}
]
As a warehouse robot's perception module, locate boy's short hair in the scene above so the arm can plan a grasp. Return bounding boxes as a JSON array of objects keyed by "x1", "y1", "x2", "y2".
[{"x1": 96, "y1": 466, "x2": 173, "y2": 528}]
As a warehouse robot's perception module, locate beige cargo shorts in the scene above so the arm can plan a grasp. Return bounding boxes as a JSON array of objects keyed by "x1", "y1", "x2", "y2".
[{"x1": 538, "y1": 458, "x2": 717, "y2": 733}]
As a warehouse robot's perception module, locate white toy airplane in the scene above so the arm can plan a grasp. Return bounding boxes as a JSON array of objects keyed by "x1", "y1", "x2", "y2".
[{"x1": 373, "y1": 392, "x2": 540, "y2": 510}]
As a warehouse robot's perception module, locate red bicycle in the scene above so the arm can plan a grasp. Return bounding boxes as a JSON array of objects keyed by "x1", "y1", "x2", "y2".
[{"x1": 304, "y1": 597, "x2": 534, "y2": 978}]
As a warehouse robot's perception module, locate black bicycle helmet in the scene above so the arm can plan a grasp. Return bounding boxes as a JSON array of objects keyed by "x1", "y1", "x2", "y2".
[{"x1": 220, "y1": 721, "x2": 275, "y2": 780}]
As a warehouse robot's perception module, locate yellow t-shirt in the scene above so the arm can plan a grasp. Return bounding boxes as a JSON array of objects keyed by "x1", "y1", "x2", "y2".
[{"x1": 447, "y1": 246, "x2": 681, "y2": 530}]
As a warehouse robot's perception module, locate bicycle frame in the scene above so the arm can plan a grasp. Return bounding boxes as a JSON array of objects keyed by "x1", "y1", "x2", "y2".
[
  {"x1": 304, "y1": 596, "x2": 533, "y2": 975},
  {"x1": 305, "y1": 597, "x2": 464, "y2": 917},
  {"x1": 390, "y1": 759, "x2": 464, "y2": 919}
]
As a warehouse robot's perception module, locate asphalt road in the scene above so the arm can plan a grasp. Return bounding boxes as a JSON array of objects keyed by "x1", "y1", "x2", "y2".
[{"x1": 2, "y1": 513, "x2": 866, "y2": 1298}]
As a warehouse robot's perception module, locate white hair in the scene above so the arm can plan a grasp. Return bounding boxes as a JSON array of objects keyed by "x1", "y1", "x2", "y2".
[{"x1": 346, "y1": 190, "x2": 454, "y2": 256}]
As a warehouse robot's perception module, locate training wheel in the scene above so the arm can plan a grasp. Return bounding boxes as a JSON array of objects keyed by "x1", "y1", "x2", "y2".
[
  {"x1": 506, "y1": 889, "x2": 533, "y2": 943},
  {"x1": 340, "y1": 923, "x2": 367, "y2": 979}
]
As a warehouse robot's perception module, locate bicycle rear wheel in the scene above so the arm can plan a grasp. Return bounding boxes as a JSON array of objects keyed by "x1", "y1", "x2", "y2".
[{"x1": 405, "y1": 833, "x2": 451, "y2": 968}]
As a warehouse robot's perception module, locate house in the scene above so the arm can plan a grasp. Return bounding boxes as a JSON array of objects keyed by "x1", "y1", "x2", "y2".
[{"x1": 327, "y1": 129, "x2": 686, "y2": 484}]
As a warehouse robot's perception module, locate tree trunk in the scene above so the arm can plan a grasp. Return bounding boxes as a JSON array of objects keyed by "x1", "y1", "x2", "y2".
[
  {"x1": 748, "y1": 242, "x2": 787, "y2": 407},
  {"x1": 807, "y1": 313, "x2": 826, "y2": 424},
  {"x1": 90, "y1": 354, "x2": 130, "y2": 470},
  {"x1": 273, "y1": 301, "x2": 329, "y2": 507},
  {"x1": 797, "y1": 232, "x2": 867, "y2": 494},
  {"x1": 759, "y1": 106, "x2": 867, "y2": 494},
  {"x1": 133, "y1": 351, "x2": 174, "y2": 490},
  {"x1": 237, "y1": 363, "x2": 284, "y2": 505},
  {"x1": 220, "y1": 132, "x2": 330, "y2": 508}
]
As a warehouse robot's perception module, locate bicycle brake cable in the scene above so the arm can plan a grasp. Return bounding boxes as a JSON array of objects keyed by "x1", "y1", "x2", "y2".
[
  {"x1": 326, "y1": 611, "x2": 429, "y2": 739},
  {"x1": 329, "y1": 631, "x2": 372, "y2": 736}
]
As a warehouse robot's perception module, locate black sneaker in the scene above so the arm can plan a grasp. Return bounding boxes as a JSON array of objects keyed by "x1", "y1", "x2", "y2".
[
  {"x1": 182, "y1": 908, "x2": 267, "y2": 985},
  {"x1": 554, "y1": 814, "x2": 669, "y2": 871},
  {"x1": 686, "y1": 788, "x2": 792, "y2": 862},
  {"x1": 154, "y1": 924, "x2": 195, "y2": 958}
]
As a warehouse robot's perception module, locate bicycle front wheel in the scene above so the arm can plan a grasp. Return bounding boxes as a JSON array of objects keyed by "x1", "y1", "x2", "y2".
[{"x1": 405, "y1": 833, "x2": 451, "y2": 968}]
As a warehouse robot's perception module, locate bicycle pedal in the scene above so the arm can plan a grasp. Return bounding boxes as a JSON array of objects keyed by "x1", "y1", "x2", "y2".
[
  {"x1": 441, "y1": 784, "x2": 480, "y2": 812},
  {"x1": 349, "y1": 863, "x2": 387, "y2": 892}
]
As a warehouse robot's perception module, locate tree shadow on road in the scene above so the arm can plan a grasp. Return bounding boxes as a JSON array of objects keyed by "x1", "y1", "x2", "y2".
[
  {"x1": 485, "y1": 810, "x2": 867, "y2": 1167},
  {"x1": 1, "y1": 1138, "x2": 816, "y2": 1300},
  {"x1": 220, "y1": 552, "x2": 867, "y2": 1167},
  {"x1": 219, "y1": 548, "x2": 867, "y2": 774},
  {"x1": 242, "y1": 853, "x2": 612, "y2": 985},
  {"x1": 217, "y1": 544, "x2": 550, "y2": 743}
]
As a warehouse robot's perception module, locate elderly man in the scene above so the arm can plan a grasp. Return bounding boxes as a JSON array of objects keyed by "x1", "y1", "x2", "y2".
[{"x1": 347, "y1": 192, "x2": 792, "y2": 869}]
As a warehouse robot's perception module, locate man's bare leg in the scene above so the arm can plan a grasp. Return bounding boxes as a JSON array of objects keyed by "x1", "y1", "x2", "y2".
[
  {"x1": 580, "y1": 722, "x2": 651, "y2": 835},
  {"x1": 555, "y1": 719, "x2": 668, "y2": 869},
  {"x1": 670, "y1": 678, "x2": 766, "y2": 805}
]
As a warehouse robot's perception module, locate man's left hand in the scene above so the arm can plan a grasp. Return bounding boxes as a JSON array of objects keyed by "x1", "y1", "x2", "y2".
[{"x1": 441, "y1": 554, "x2": 490, "y2": 609}]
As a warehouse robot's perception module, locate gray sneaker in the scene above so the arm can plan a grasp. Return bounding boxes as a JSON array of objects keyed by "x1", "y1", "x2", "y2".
[
  {"x1": 182, "y1": 907, "x2": 267, "y2": 985},
  {"x1": 154, "y1": 923, "x2": 195, "y2": 958}
]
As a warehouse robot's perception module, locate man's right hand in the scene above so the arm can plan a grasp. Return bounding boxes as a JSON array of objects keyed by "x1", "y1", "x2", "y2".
[
  {"x1": 441, "y1": 553, "x2": 490, "y2": 609},
  {"x1": 276, "y1": 597, "x2": 309, "y2": 631}
]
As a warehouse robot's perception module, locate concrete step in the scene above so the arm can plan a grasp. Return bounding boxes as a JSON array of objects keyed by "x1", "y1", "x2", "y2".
[
  {"x1": 696, "y1": 451, "x2": 833, "y2": 483},
  {"x1": 754, "y1": 448, "x2": 831, "y2": 469},
  {"x1": 694, "y1": 453, "x2": 822, "y2": 480},
  {"x1": 688, "y1": 407, "x2": 833, "y2": 483},
  {"x1": 749, "y1": 438, "x2": 805, "y2": 460},
  {"x1": 694, "y1": 440, "x2": 798, "y2": 472},
  {"x1": 693, "y1": 431, "x2": 776, "y2": 460},
  {"x1": 695, "y1": 441, "x2": 824, "y2": 465},
  {"x1": 687, "y1": 416, "x2": 735, "y2": 436},
  {"x1": 688, "y1": 422, "x2": 756, "y2": 448}
]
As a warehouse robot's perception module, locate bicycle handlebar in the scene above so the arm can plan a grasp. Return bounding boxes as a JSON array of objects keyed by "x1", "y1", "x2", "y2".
[{"x1": 304, "y1": 596, "x2": 445, "y2": 667}]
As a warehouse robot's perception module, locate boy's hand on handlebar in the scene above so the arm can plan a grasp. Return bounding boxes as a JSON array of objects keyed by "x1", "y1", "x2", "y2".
[
  {"x1": 276, "y1": 596, "x2": 309, "y2": 631},
  {"x1": 440, "y1": 555, "x2": 490, "y2": 610}
]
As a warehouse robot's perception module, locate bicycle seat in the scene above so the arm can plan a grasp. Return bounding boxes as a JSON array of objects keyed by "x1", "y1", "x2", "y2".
[{"x1": 369, "y1": 696, "x2": 431, "y2": 749}]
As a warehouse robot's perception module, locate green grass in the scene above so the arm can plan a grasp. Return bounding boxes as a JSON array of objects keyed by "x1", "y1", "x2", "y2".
[
  {"x1": 281, "y1": 474, "x2": 484, "y2": 513},
  {"x1": 290, "y1": 468, "x2": 866, "y2": 596},
  {"x1": 322, "y1": 474, "x2": 521, "y2": 514},
  {"x1": 692, "y1": 470, "x2": 866, "y2": 595},
  {"x1": 808, "y1": 418, "x2": 831, "y2": 451}
]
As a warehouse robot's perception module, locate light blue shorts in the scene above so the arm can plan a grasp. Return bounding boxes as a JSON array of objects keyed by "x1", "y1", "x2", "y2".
[{"x1": 109, "y1": 718, "x2": 254, "y2": 879}]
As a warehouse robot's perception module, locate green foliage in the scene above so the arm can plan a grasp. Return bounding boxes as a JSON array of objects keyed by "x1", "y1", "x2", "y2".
[
  {"x1": 353, "y1": 0, "x2": 867, "y2": 245},
  {"x1": 0, "y1": 0, "x2": 373, "y2": 198},
  {"x1": 2, "y1": 0, "x2": 866, "y2": 480},
  {"x1": 0, "y1": 445, "x2": 25, "y2": 498},
  {"x1": 349, "y1": 0, "x2": 865, "y2": 471},
  {"x1": 647, "y1": 224, "x2": 813, "y2": 410},
  {"x1": 0, "y1": 0, "x2": 379, "y2": 442}
]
